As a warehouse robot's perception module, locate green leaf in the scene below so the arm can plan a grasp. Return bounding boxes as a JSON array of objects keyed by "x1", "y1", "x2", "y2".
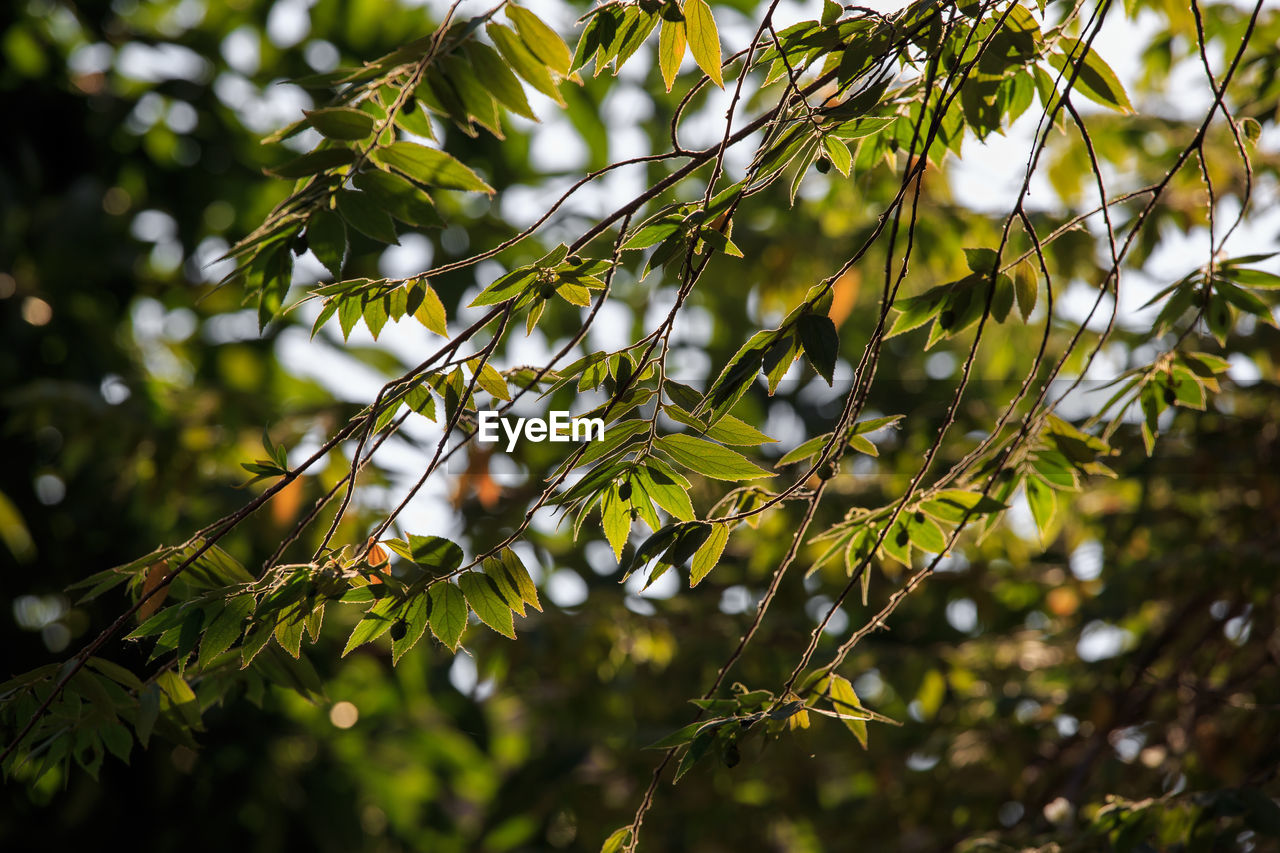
[
  {"x1": 391, "y1": 593, "x2": 429, "y2": 665},
  {"x1": 470, "y1": 266, "x2": 538, "y2": 307},
  {"x1": 274, "y1": 612, "x2": 305, "y2": 659},
  {"x1": 826, "y1": 674, "x2": 868, "y2": 748},
  {"x1": 656, "y1": 434, "x2": 774, "y2": 481},
  {"x1": 266, "y1": 147, "x2": 355, "y2": 179},
  {"x1": 483, "y1": 555, "x2": 527, "y2": 616},
  {"x1": 460, "y1": 572, "x2": 517, "y2": 638},
  {"x1": 646, "y1": 720, "x2": 708, "y2": 750},
  {"x1": 904, "y1": 512, "x2": 947, "y2": 553},
  {"x1": 1014, "y1": 259, "x2": 1037, "y2": 320},
  {"x1": 307, "y1": 209, "x2": 346, "y2": 278},
  {"x1": 507, "y1": 5, "x2": 572, "y2": 76},
  {"x1": 665, "y1": 406, "x2": 774, "y2": 446},
  {"x1": 920, "y1": 489, "x2": 1007, "y2": 523},
  {"x1": 689, "y1": 522, "x2": 729, "y2": 587},
  {"x1": 658, "y1": 16, "x2": 687, "y2": 92},
  {"x1": 601, "y1": 826, "x2": 633, "y2": 853},
  {"x1": 887, "y1": 287, "x2": 947, "y2": 337},
  {"x1": 305, "y1": 107, "x2": 376, "y2": 140},
  {"x1": 1225, "y1": 267, "x2": 1280, "y2": 289},
  {"x1": 1025, "y1": 476, "x2": 1056, "y2": 537},
  {"x1": 498, "y1": 548, "x2": 542, "y2": 613},
  {"x1": 154, "y1": 670, "x2": 202, "y2": 729},
  {"x1": 352, "y1": 170, "x2": 444, "y2": 230},
  {"x1": 637, "y1": 464, "x2": 695, "y2": 521},
  {"x1": 684, "y1": 0, "x2": 722, "y2": 88},
  {"x1": 1048, "y1": 40, "x2": 1133, "y2": 113},
  {"x1": 407, "y1": 534, "x2": 464, "y2": 573},
  {"x1": 602, "y1": 483, "x2": 632, "y2": 559},
  {"x1": 822, "y1": 135, "x2": 852, "y2": 176},
  {"x1": 197, "y1": 594, "x2": 255, "y2": 670},
  {"x1": 336, "y1": 190, "x2": 399, "y2": 244},
  {"x1": 342, "y1": 597, "x2": 398, "y2": 656},
  {"x1": 797, "y1": 312, "x2": 839, "y2": 385},
  {"x1": 963, "y1": 247, "x2": 999, "y2": 274},
  {"x1": 487, "y1": 22, "x2": 565, "y2": 106},
  {"x1": 470, "y1": 361, "x2": 510, "y2": 401},
  {"x1": 372, "y1": 142, "x2": 494, "y2": 194},
  {"x1": 428, "y1": 582, "x2": 468, "y2": 651},
  {"x1": 465, "y1": 41, "x2": 537, "y2": 121},
  {"x1": 776, "y1": 432, "x2": 834, "y2": 467},
  {"x1": 412, "y1": 281, "x2": 448, "y2": 336}
]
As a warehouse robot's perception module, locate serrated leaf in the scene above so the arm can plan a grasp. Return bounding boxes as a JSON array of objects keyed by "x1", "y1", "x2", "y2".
[
  {"x1": 391, "y1": 593, "x2": 429, "y2": 664},
  {"x1": 483, "y1": 555, "x2": 527, "y2": 616},
  {"x1": 826, "y1": 674, "x2": 868, "y2": 748},
  {"x1": 498, "y1": 548, "x2": 541, "y2": 612},
  {"x1": 658, "y1": 16, "x2": 687, "y2": 92},
  {"x1": 656, "y1": 434, "x2": 773, "y2": 481},
  {"x1": 428, "y1": 582, "x2": 468, "y2": 651},
  {"x1": 353, "y1": 170, "x2": 444, "y2": 230},
  {"x1": 412, "y1": 281, "x2": 448, "y2": 336},
  {"x1": 1014, "y1": 259, "x2": 1037, "y2": 320},
  {"x1": 337, "y1": 190, "x2": 399, "y2": 244},
  {"x1": 372, "y1": 141, "x2": 494, "y2": 194},
  {"x1": 407, "y1": 534, "x2": 464, "y2": 572},
  {"x1": 920, "y1": 489, "x2": 1007, "y2": 523},
  {"x1": 197, "y1": 594, "x2": 255, "y2": 670},
  {"x1": 471, "y1": 266, "x2": 538, "y2": 307},
  {"x1": 684, "y1": 0, "x2": 722, "y2": 88},
  {"x1": 465, "y1": 41, "x2": 537, "y2": 120},
  {"x1": 1049, "y1": 40, "x2": 1133, "y2": 113},
  {"x1": 266, "y1": 147, "x2": 355, "y2": 179},
  {"x1": 507, "y1": 5, "x2": 572, "y2": 76},
  {"x1": 638, "y1": 464, "x2": 695, "y2": 521},
  {"x1": 308, "y1": 209, "x2": 346, "y2": 278},
  {"x1": 689, "y1": 522, "x2": 729, "y2": 587},
  {"x1": 342, "y1": 597, "x2": 398, "y2": 656},
  {"x1": 797, "y1": 312, "x2": 839, "y2": 385},
  {"x1": 487, "y1": 22, "x2": 565, "y2": 106},
  {"x1": 305, "y1": 107, "x2": 376, "y2": 141},
  {"x1": 459, "y1": 572, "x2": 516, "y2": 638},
  {"x1": 1025, "y1": 476, "x2": 1056, "y2": 537}
]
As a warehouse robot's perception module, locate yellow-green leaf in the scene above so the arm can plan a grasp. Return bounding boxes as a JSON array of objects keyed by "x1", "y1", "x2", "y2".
[
  {"x1": 658, "y1": 16, "x2": 687, "y2": 92},
  {"x1": 689, "y1": 522, "x2": 729, "y2": 586},
  {"x1": 459, "y1": 572, "x2": 516, "y2": 638},
  {"x1": 428, "y1": 582, "x2": 468, "y2": 651},
  {"x1": 683, "y1": 0, "x2": 723, "y2": 88},
  {"x1": 506, "y1": 5, "x2": 572, "y2": 76}
]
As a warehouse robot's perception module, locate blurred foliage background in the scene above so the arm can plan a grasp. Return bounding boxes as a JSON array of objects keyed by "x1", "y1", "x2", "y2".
[{"x1": 3, "y1": 0, "x2": 1280, "y2": 850}]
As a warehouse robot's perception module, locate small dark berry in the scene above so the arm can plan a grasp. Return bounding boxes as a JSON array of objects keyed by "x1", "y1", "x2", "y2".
[
  {"x1": 390, "y1": 619, "x2": 408, "y2": 641},
  {"x1": 402, "y1": 99, "x2": 416, "y2": 114},
  {"x1": 540, "y1": 284, "x2": 557, "y2": 299},
  {"x1": 939, "y1": 309, "x2": 957, "y2": 329},
  {"x1": 619, "y1": 480, "x2": 632, "y2": 500},
  {"x1": 815, "y1": 157, "x2": 832, "y2": 174},
  {"x1": 914, "y1": 511, "x2": 925, "y2": 523},
  {"x1": 896, "y1": 530, "x2": 909, "y2": 547},
  {"x1": 567, "y1": 254, "x2": 583, "y2": 266},
  {"x1": 292, "y1": 234, "x2": 309, "y2": 256},
  {"x1": 817, "y1": 462, "x2": 836, "y2": 480}
]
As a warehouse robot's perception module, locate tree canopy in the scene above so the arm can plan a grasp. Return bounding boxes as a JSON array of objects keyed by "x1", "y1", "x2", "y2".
[{"x1": 3, "y1": 0, "x2": 1280, "y2": 850}]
